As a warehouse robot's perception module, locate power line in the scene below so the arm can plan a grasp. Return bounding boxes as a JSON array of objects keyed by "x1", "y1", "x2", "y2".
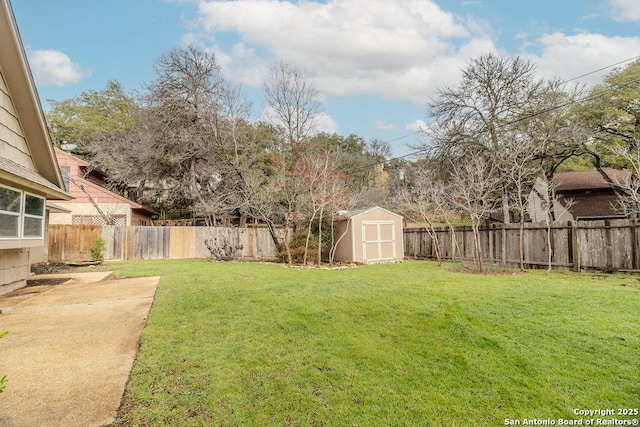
[
  {"x1": 351, "y1": 55, "x2": 640, "y2": 173},
  {"x1": 564, "y1": 54, "x2": 640, "y2": 83}
]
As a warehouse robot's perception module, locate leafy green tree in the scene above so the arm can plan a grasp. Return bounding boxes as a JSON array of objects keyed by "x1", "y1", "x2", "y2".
[
  {"x1": 573, "y1": 60, "x2": 640, "y2": 169},
  {"x1": 46, "y1": 80, "x2": 137, "y2": 149}
]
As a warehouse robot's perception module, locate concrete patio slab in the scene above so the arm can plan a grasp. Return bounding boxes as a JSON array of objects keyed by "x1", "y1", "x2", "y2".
[{"x1": 0, "y1": 272, "x2": 159, "y2": 427}]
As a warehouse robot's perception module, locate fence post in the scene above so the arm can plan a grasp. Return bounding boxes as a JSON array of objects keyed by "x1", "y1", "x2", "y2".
[
  {"x1": 450, "y1": 227, "x2": 455, "y2": 261},
  {"x1": 501, "y1": 225, "x2": 507, "y2": 266},
  {"x1": 632, "y1": 219, "x2": 638, "y2": 270},
  {"x1": 571, "y1": 221, "x2": 580, "y2": 272},
  {"x1": 605, "y1": 219, "x2": 613, "y2": 269}
]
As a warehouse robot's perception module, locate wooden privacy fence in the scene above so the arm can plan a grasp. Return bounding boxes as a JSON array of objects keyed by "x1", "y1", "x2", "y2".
[
  {"x1": 48, "y1": 225, "x2": 286, "y2": 262},
  {"x1": 404, "y1": 219, "x2": 640, "y2": 272}
]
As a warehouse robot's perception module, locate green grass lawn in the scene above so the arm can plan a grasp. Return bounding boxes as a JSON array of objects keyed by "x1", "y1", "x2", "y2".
[{"x1": 107, "y1": 260, "x2": 640, "y2": 426}]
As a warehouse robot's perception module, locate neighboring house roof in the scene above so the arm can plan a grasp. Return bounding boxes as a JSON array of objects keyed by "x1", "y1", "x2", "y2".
[
  {"x1": 552, "y1": 169, "x2": 630, "y2": 220},
  {"x1": 557, "y1": 193, "x2": 624, "y2": 220},
  {"x1": 55, "y1": 148, "x2": 156, "y2": 216},
  {"x1": 553, "y1": 168, "x2": 630, "y2": 192},
  {"x1": 0, "y1": 0, "x2": 68, "y2": 199}
]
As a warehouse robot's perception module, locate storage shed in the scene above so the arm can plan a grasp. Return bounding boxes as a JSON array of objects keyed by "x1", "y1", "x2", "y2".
[{"x1": 333, "y1": 206, "x2": 404, "y2": 264}]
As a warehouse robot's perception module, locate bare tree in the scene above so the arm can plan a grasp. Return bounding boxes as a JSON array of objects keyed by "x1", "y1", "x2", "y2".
[
  {"x1": 296, "y1": 145, "x2": 352, "y2": 265},
  {"x1": 502, "y1": 138, "x2": 543, "y2": 271},
  {"x1": 263, "y1": 61, "x2": 321, "y2": 145},
  {"x1": 143, "y1": 45, "x2": 228, "y2": 218},
  {"x1": 396, "y1": 167, "x2": 446, "y2": 266},
  {"x1": 449, "y1": 157, "x2": 501, "y2": 272},
  {"x1": 422, "y1": 53, "x2": 559, "y2": 224},
  {"x1": 606, "y1": 137, "x2": 640, "y2": 216},
  {"x1": 250, "y1": 60, "x2": 324, "y2": 264},
  {"x1": 366, "y1": 138, "x2": 392, "y2": 162},
  {"x1": 530, "y1": 175, "x2": 576, "y2": 272}
]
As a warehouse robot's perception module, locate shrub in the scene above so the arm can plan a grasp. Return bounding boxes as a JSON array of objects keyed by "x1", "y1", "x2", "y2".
[{"x1": 90, "y1": 237, "x2": 106, "y2": 261}]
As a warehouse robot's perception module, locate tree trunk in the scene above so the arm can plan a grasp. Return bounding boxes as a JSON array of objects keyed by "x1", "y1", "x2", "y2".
[
  {"x1": 472, "y1": 219, "x2": 483, "y2": 273},
  {"x1": 317, "y1": 206, "x2": 324, "y2": 266},
  {"x1": 445, "y1": 218, "x2": 465, "y2": 267},
  {"x1": 283, "y1": 217, "x2": 293, "y2": 265},
  {"x1": 546, "y1": 221, "x2": 552, "y2": 273},
  {"x1": 519, "y1": 217, "x2": 525, "y2": 272},
  {"x1": 502, "y1": 186, "x2": 511, "y2": 224},
  {"x1": 303, "y1": 212, "x2": 315, "y2": 265},
  {"x1": 426, "y1": 221, "x2": 442, "y2": 266},
  {"x1": 265, "y1": 220, "x2": 283, "y2": 254}
]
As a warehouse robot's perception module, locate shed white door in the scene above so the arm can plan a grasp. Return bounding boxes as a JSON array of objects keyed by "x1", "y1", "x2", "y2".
[{"x1": 362, "y1": 221, "x2": 396, "y2": 263}]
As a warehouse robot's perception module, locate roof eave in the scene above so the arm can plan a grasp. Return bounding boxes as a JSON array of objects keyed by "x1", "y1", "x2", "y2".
[
  {"x1": 0, "y1": 0, "x2": 66, "y2": 190},
  {"x1": 0, "y1": 168, "x2": 71, "y2": 200}
]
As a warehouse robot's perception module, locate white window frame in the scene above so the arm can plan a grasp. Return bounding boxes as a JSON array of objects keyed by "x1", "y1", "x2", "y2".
[
  {"x1": 22, "y1": 191, "x2": 45, "y2": 239},
  {"x1": 0, "y1": 183, "x2": 45, "y2": 241},
  {"x1": 0, "y1": 183, "x2": 22, "y2": 239}
]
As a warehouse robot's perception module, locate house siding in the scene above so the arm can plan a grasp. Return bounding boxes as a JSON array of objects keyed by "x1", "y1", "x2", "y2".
[
  {"x1": 0, "y1": 0, "x2": 69, "y2": 296},
  {"x1": 0, "y1": 248, "x2": 29, "y2": 295},
  {"x1": 131, "y1": 210, "x2": 152, "y2": 226},
  {"x1": 0, "y1": 71, "x2": 35, "y2": 171},
  {"x1": 0, "y1": 71, "x2": 40, "y2": 295},
  {"x1": 50, "y1": 202, "x2": 131, "y2": 224}
]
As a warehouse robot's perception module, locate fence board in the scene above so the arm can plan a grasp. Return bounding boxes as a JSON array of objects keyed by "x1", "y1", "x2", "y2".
[
  {"x1": 49, "y1": 221, "x2": 640, "y2": 272},
  {"x1": 404, "y1": 219, "x2": 640, "y2": 272},
  {"x1": 48, "y1": 225, "x2": 103, "y2": 263},
  {"x1": 48, "y1": 225, "x2": 285, "y2": 262}
]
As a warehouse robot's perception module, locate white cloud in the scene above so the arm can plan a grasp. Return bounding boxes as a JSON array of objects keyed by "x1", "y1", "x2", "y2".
[
  {"x1": 28, "y1": 49, "x2": 91, "y2": 87},
  {"x1": 313, "y1": 112, "x2": 339, "y2": 134},
  {"x1": 189, "y1": 0, "x2": 640, "y2": 106},
  {"x1": 525, "y1": 32, "x2": 640, "y2": 85},
  {"x1": 193, "y1": 0, "x2": 495, "y2": 102},
  {"x1": 406, "y1": 119, "x2": 427, "y2": 133},
  {"x1": 376, "y1": 121, "x2": 396, "y2": 131},
  {"x1": 608, "y1": 0, "x2": 640, "y2": 22},
  {"x1": 214, "y1": 42, "x2": 269, "y2": 87}
]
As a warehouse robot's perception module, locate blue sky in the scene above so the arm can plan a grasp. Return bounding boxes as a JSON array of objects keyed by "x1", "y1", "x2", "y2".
[{"x1": 10, "y1": 0, "x2": 640, "y2": 156}]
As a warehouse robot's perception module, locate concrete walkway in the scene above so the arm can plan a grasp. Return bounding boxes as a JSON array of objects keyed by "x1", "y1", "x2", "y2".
[{"x1": 0, "y1": 271, "x2": 159, "y2": 427}]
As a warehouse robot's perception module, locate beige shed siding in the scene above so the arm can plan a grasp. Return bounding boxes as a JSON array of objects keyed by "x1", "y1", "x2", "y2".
[
  {"x1": 333, "y1": 207, "x2": 404, "y2": 264},
  {"x1": 333, "y1": 220, "x2": 353, "y2": 262},
  {"x1": 0, "y1": 71, "x2": 35, "y2": 170}
]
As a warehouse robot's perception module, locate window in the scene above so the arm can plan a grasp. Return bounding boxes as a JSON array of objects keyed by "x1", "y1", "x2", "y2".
[
  {"x1": 23, "y1": 193, "x2": 45, "y2": 238},
  {"x1": 0, "y1": 185, "x2": 21, "y2": 238},
  {"x1": 0, "y1": 184, "x2": 45, "y2": 240}
]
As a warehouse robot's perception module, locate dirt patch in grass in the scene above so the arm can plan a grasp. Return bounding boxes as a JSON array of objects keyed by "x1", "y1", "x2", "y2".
[{"x1": 450, "y1": 263, "x2": 525, "y2": 275}]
